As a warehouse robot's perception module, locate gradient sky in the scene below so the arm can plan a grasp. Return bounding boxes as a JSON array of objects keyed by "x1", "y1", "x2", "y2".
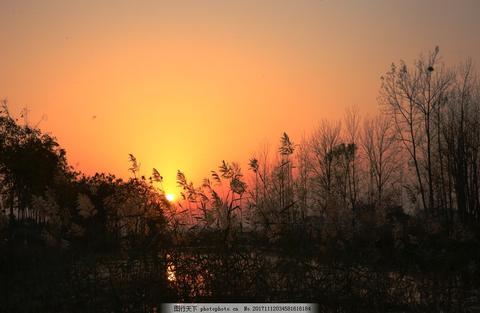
[{"x1": 1, "y1": 0, "x2": 479, "y2": 195}]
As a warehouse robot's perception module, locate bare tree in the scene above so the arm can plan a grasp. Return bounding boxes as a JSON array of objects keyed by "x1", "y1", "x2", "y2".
[
  {"x1": 443, "y1": 60, "x2": 480, "y2": 224},
  {"x1": 344, "y1": 106, "x2": 360, "y2": 214},
  {"x1": 247, "y1": 144, "x2": 278, "y2": 232},
  {"x1": 380, "y1": 47, "x2": 453, "y2": 214},
  {"x1": 362, "y1": 114, "x2": 399, "y2": 212},
  {"x1": 295, "y1": 134, "x2": 310, "y2": 222},
  {"x1": 309, "y1": 120, "x2": 342, "y2": 216}
]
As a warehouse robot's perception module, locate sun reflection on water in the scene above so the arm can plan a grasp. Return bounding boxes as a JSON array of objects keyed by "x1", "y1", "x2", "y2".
[{"x1": 166, "y1": 254, "x2": 176, "y2": 282}]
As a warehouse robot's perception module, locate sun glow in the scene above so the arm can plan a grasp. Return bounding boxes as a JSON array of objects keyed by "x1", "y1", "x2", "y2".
[{"x1": 166, "y1": 193, "x2": 175, "y2": 202}]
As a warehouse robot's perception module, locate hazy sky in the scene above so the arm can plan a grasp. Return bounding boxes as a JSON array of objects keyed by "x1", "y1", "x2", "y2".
[{"x1": 1, "y1": 0, "x2": 479, "y2": 194}]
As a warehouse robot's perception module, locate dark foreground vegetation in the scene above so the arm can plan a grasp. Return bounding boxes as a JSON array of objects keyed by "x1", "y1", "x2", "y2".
[{"x1": 1, "y1": 48, "x2": 480, "y2": 312}]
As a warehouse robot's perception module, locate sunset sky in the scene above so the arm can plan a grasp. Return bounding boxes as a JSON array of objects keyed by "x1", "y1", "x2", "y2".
[{"x1": 1, "y1": 0, "x2": 479, "y2": 195}]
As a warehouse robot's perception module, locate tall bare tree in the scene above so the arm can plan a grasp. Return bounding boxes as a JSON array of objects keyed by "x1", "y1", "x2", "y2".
[
  {"x1": 443, "y1": 60, "x2": 480, "y2": 224},
  {"x1": 309, "y1": 120, "x2": 342, "y2": 216},
  {"x1": 380, "y1": 47, "x2": 452, "y2": 214},
  {"x1": 362, "y1": 114, "x2": 399, "y2": 211},
  {"x1": 344, "y1": 106, "x2": 360, "y2": 214}
]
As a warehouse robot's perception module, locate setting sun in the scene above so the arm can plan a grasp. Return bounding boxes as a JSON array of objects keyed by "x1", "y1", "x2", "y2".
[{"x1": 166, "y1": 193, "x2": 175, "y2": 202}]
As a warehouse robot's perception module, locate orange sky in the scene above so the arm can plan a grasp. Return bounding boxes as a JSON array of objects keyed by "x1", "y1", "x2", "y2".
[{"x1": 1, "y1": 0, "x2": 479, "y2": 195}]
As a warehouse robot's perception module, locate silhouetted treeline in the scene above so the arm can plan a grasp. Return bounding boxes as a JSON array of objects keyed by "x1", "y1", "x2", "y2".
[{"x1": 1, "y1": 48, "x2": 480, "y2": 312}]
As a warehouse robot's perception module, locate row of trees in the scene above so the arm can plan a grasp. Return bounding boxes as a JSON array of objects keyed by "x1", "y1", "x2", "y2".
[
  {"x1": 240, "y1": 47, "x2": 480, "y2": 237},
  {"x1": 1, "y1": 47, "x2": 480, "y2": 311},
  {"x1": 1, "y1": 48, "x2": 479, "y2": 248},
  {"x1": 155, "y1": 48, "x2": 480, "y2": 242},
  {"x1": 381, "y1": 48, "x2": 480, "y2": 225},
  {"x1": 129, "y1": 48, "x2": 479, "y2": 254},
  {"x1": 0, "y1": 101, "x2": 173, "y2": 250}
]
